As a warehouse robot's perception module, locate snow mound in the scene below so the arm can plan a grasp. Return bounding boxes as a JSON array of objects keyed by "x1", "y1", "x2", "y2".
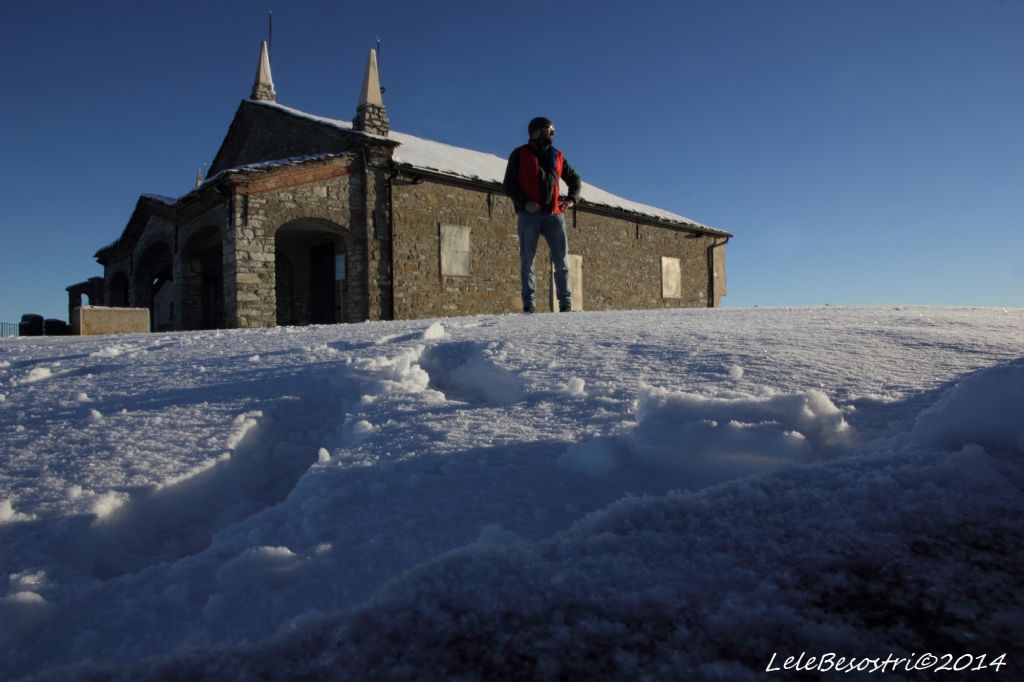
[
  {"x1": 0, "y1": 591, "x2": 52, "y2": 648},
  {"x1": 90, "y1": 345, "x2": 127, "y2": 358},
  {"x1": 3, "y1": 306, "x2": 1022, "y2": 680},
  {"x1": 21, "y1": 367, "x2": 53, "y2": 384},
  {"x1": 911, "y1": 359, "x2": 1024, "y2": 453},
  {"x1": 319, "y1": 445, "x2": 1020, "y2": 682},
  {"x1": 422, "y1": 322, "x2": 446, "y2": 340},
  {"x1": 561, "y1": 384, "x2": 854, "y2": 487},
  {"x1": 215, "y1": 546, "x2": 306, "y2": 588},
  {"x1": 641, "y1": 384, "x2": 852, "y2": 449},
  {"x1": 349, "y1": 346, "x2": 434, "y2": 395},
  {"x1": 69, "y1": 404, "x2": 322, "y2": 580},
  {"x1": 0, "y1": 498, "x2": 35, "y2": 524},
  {"x1": 53, "y1": 427, "x2": 1023, "y2": 681},
  {"x1": 419, "y1": 341, "x2": 526, "y2": 405},
  {"x1": 559, "y1": 377, "x2": 587, "y2": 397}
]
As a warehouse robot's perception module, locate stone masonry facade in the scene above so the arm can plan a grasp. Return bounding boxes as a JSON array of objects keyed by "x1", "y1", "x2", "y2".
[
  {"x1": 227, "y1": 155, "x2": 362, "y2": 327},
  {"x1": 90, "y1": 158, "x2": 726, "y2": 331},
  {"x1": 78, "y1": 48, "x2": 730, "y2": 332},
  {"x1": 390, "y1": 177, "x2": 727, "y2": 318}
]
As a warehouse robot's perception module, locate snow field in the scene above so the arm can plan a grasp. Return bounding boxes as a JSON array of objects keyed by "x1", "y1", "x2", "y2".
[{"x1": 0, "y1": 306, "x2": 1021, "y2": 679}]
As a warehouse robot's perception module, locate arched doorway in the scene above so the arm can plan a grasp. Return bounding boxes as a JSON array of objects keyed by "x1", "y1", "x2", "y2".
[
  {"x1": 134, "y1": 242, "x2": 174, "y2": 331},
  {"x1": 67, "y1": 276, "x2": 105, "y2": 322},
  {"x1": 182, "y1": 227, "x2": 224, "y2": 330},
  {"x1": 275, "y1": 219, "x2": 348, "y2": 326},
  {"x1": 275, "y1": 251, "x2": 295, "y2": 325},
  {"x1": 309, "y1": 242, "x2": 337, "y2": 324}
]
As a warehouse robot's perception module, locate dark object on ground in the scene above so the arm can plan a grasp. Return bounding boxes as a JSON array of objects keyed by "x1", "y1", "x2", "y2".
[
  {"x1": 19, "y1": 314, "x2": 44, "y2": 336},
  {"x1": 44, "y1": 318, "x2": 71, "y2": 336}
]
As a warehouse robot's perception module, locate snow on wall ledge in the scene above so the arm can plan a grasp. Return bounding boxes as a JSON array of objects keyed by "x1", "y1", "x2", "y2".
[{"x1": 0, "y1": 306, "x2": 1021, "y2": 680}]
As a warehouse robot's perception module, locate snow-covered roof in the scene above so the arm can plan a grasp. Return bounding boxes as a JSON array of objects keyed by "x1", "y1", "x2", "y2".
[
  {"x1": 140, "y1": 194, "x2": 178, "y2": 205},
  {"x1": 248, "y1": 101, "x2": 728, "y2": 235},
  {"x1": 102, "y1": 100, "x2": 729, "y2": 260}
]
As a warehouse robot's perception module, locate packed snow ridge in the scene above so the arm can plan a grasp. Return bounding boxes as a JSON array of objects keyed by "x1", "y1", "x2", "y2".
[{"x1": 0, "y1": 306, "x2": 1021, "y2": 680}]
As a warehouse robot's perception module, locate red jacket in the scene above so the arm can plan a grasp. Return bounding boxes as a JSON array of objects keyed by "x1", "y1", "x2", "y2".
[{"x1": 503, "y1": 141, "x2": 582, "y2": 214}]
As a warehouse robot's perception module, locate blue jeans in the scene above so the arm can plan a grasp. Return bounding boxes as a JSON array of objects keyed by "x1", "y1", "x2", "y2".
[{"x1": 518, "y1": 211, "x2": 571, "y2": 310}]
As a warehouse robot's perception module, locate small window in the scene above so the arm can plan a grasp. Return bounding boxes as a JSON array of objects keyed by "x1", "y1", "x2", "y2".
[
  {"x1": 440, "y1": 224, "x2": 471, "y2": 277},
  {"x1": 335, "y1": 254, "x2": 347, "y2": 281},
  {"x1": 661, "y1": 257, "x2": 682, "y2": 299}
]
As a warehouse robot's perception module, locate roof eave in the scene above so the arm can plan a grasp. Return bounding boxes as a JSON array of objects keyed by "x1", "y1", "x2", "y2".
[
  {"x1": 392, "y1": 163, "x2": 732, "y2": 238},
  {"x1": 94, "y1": 195, "x2": 181, "y2": 263}
]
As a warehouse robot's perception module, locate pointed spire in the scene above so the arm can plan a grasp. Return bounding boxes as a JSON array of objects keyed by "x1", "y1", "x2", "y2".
[
  {"x1": 251, "y1": 40, "x2": 276, "y2": 102},
  {"x1": 353, "y1": 48, "x2": 389, "y2": 136},
  {"x1": 195, "y1": 168, "x2": 203, "y2": 188},
  {"x1": 358, "y1": 48, "x2": 383, "y2": 106}
]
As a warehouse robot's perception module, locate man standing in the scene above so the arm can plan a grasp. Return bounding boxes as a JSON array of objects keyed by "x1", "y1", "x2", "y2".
[{"x1": 503, "y1": 116, "x2": 582, "y2": 313}]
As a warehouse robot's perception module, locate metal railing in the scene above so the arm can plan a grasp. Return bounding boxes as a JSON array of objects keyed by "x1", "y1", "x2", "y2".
[{"x1": 0, "y1": 322, "x2": 19, "y2": 338}]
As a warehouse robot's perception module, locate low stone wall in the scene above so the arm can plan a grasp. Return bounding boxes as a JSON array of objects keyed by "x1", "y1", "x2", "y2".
[{"x1": 73, "y1": 306, "x2": 150, "y2": 335}]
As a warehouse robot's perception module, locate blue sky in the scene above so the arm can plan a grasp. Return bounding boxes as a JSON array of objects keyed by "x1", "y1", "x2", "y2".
[{"x1": 1, "y1": 0, "x2": 1021, "y2": 323}]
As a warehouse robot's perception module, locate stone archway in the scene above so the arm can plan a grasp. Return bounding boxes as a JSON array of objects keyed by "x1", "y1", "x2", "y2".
[
  {"x1": 274, "y1": 219, "x2": 350, "y2": 326},
  {"x1": 67, "y1": 276, "x2": 105, "y2": 321},
  {"x1": 181, "y1": 226, "x2": 224, "y2": 330},
  {"x1": 134, "y1": 242, "x2": 174, "y2": 331}
]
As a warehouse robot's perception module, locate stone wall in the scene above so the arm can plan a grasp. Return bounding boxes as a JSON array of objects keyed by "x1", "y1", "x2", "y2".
[
  {"x1": 364, "y1": 147, "x2": 395, "y2": 321},
  {"x1": 99, "y1": 205, "x2": 230, "y2": 332},
  {"x1": 125, "y1": 215, "x2": 177, "y2": 330},
  {"x1": 713, "y1": 244, "x2": 727, "y2": 299},
  {"x1": 73, "y1": 306, "x2": 150, "y2": 335},
  {"x1": 178, "y1": 204, "x2": 230, "y2": 330},
  {"x1": 354, "y1": 103, "x2": 389, "y2": 137},
  {"x1": 92, "y1": 155, "x2": 726, "y2": 332},
  {"x1": 229, "y1": 155, "x2": 363, "y2": 327},
  {"x1": 390, "y1": 177, "x2": 726, "y2": 318},
  {"x1": 66, "y1": 277, "x2": 105, "y2": 322},
  {"x1": 391, "y1": 180, "x2": 523, "y2": 317}
]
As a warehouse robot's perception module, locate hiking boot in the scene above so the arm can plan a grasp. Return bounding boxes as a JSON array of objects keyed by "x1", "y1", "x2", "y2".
[
  {"x1": 524, "y1": 304, "x2": 536, "y2": 314},
  {"x1": 559, "y1": 304, "x2": 573, "y2": 313}
]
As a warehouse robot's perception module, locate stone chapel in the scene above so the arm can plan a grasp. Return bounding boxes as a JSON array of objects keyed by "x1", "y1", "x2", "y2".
[{"x1": 67, "y1": 43, "x2": 731, "y2": 331}]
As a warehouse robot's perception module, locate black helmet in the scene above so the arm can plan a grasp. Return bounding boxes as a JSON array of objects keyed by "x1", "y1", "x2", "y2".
[{"x1": 528, "y1": 116, "x2": 553, "y2": 135}]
